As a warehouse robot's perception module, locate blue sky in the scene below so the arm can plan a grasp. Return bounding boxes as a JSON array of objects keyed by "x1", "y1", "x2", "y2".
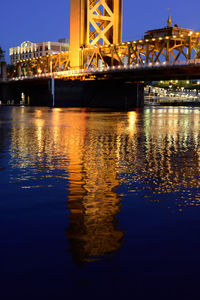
[{"x1": 1, "y1": 0, "x2": 200, "y2": 62}]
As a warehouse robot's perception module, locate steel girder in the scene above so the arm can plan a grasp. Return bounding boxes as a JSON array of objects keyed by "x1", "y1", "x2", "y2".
[{"x1": 15, "y1": 33, "x2": 200, "y2": 76}]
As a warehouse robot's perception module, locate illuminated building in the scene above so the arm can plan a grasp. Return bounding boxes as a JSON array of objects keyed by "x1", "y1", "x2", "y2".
[
  {"x1": 144, "y1": 13, "x2": 194, "y2": 39},
  {"x1": 9, "y1": 39, "x2": 70, "y2": 65}
]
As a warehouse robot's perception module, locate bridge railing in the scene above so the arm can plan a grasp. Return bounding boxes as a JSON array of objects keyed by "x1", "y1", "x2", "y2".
[{"x1": 10, "y1": 58, "x2": 200, "y2": 81}]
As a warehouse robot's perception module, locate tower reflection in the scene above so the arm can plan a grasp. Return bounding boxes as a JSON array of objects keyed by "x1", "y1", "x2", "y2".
[
  {"x1": 10, "y1": 108, "x2": 124, "y2": 263},
  {"x1": 65, "y1": 112, "x2": 124, "y2": 262}
]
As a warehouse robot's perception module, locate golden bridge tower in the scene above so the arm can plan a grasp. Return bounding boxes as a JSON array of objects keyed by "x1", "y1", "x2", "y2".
[{"x1": 70, "y1": 0, "x2": 123, "y2": 69}]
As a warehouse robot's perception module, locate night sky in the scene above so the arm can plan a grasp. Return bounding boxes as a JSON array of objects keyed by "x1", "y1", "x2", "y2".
[{"x1": 1, "y1": 0, "x2": 200, "y2": 62}]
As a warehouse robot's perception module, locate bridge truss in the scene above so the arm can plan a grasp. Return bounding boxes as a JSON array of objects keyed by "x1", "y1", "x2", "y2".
[
  {"x1": 87, "y1": 0, "x2": 122, "y2": 46},
  {"x1": 15, "y1": 32, "x2": 200, "y2": 78},
  {"x1": 83, "y1": 32, "x2": 200, "y2": 68}
]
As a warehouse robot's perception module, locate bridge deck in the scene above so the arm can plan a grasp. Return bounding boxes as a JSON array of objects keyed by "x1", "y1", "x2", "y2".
[{"x1": 10, "y1": 60, "x2": 200, "y2": 82}]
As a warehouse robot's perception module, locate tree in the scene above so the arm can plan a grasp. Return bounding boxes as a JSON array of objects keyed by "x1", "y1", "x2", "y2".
[{"x1": 0, "y1": 46, "x2": 5, "y2": 62}]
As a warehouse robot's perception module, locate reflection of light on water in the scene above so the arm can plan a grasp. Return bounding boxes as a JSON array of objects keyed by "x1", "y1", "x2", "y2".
[
  {"x1": 8, "y1": 107, "x2": 200, "y2": 261},
  {"x1": 128, "y1": 111, "x2": 137, "y2": 135},
  {"x1": 21, "y1": 185, "x2": 53, "y2": 189},
  {"x1": 66, "y1": 114, "x2": 123, "y2": 262},
  {"x1": 10, "y1": 108, "x2": 125, "y2": 262},
  {"x1": 34, "y1": 109, "x2": 42, "y2": 118},
  {"x1": 34, "y1": 118, "x2": 45, "y2": 151},
  {"x1": 141, "y1": 107, "x2": 200, "y2": 206}
]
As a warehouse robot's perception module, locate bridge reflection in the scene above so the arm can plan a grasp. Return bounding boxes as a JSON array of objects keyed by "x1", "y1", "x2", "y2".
[
  {"x1": 54, "y1": 111, "x2": 124, "y2": 262},
  {"x1": 9, "y1": 107, "x2": 200, "y2": 262}
]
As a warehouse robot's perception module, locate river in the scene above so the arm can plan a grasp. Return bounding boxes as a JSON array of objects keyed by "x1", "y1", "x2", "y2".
[{"x1": 1, "y1": 106, "x2": 200, "y2": 299}]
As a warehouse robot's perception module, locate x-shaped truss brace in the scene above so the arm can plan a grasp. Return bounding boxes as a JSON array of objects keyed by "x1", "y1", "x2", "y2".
[{"x1": 88, "y1": 0, "x2": 114, "y2": 46}]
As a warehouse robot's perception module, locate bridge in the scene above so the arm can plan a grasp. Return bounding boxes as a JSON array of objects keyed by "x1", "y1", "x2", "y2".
[
  {"x1": 12, "y1": 59, "x2": 200, "y2": 82},
  {"x1": 3, "y1": 0, "x2": 200, "y2": 108}
]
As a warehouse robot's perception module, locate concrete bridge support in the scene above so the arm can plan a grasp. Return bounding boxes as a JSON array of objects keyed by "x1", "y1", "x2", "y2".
[
  {"x1": 54, "y1": 80, "x2": 144, "y2": 109},
  {"x1": 0, "y1": 79, "x2": 144, "y2": 109}
]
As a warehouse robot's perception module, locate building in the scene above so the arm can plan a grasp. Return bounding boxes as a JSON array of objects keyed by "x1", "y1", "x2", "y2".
[
  {"x1": 144, "y1": 13, "x2": 194, "y2": 39},
  {"x1": 9, "y1": 39, "x2": 70, "y2": 65}
]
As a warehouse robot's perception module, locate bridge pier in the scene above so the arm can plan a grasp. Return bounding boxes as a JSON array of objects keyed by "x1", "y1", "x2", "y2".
[
  {"x1": 0, "y1": 79, "x2": 144, "y2": 109},
  {"x1": 0, "y1": 79, "x2": 52, "y2": 106},
  {"x1": 54, "y1": 80, "x2": 144, "y2": 109}
]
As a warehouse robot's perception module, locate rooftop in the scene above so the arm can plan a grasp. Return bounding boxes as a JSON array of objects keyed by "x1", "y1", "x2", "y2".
[{"x1": 144, "y1": 13, "x2": 194, "y2": 39}]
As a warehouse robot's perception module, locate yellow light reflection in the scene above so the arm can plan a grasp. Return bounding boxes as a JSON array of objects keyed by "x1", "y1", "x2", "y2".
[
  {"x1": 128, "y1": 111, "x2": 137, "y2": 136},
  {"x1": 9, "y1": 106, "x2": 200, "y2": 261}
]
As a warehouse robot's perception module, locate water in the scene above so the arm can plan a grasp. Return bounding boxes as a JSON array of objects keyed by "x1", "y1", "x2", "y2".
[{"x1": 1, "y1": 106, "x2": 200, "y2": 299}]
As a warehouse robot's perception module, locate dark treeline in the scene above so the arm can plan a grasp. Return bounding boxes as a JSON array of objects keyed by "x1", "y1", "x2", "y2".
[{"x1": 0, "y1": 47, "x2": 5, "y2": 62}]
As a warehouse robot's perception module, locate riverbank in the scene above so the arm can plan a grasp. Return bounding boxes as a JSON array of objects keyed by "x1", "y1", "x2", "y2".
[{"x1": 145, "y1": 95, "x2": 200, "y2": 106}]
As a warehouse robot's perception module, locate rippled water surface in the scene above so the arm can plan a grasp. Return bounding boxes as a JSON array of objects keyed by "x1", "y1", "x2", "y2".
[{"x1": 1, "y1": 106, "x2": 200, "y2": 299}]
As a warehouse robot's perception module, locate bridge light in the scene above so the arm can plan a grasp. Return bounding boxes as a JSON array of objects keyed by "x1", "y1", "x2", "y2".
[
  {"x1": 145, "y1": 39, "x2": 149, "y2": 42},
  {"x1": 165, "y1": 36, "x2": 169, "y2": 39},
  {"x1": 152, "y1": 38, "x2": 156, "y2": 41}
]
